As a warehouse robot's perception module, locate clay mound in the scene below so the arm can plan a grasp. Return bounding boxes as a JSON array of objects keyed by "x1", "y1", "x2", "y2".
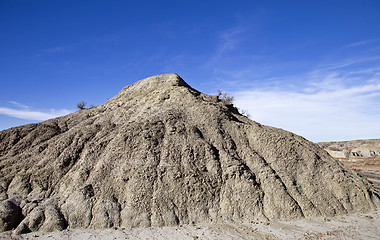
[{"x1": 0, "y1": 73, "x2": 378, "y2": 234}]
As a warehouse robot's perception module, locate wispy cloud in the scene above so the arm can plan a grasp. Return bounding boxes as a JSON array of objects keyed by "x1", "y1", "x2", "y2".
[
  {"x1": 234, "y1": 81, "x2": 380, "y2": 142},
  {"x1": 311, "y1": 57, "x2": 380, "y2": 73},
  {"x1": 8, "y1": 101, "x2": 30, "y2": 109},
  {"x1": 205, "y1": 28, "x2": 246, "y2": 67},
  {"x1": 219, "y1": 28, "x2": 245, "y2": 53},
  {"x1": 342, "y1": 40, "x2": 372, "y2": 49},
  {"x1": 0, "y1": 103, "x2": 72, "y2": 121},
  {"x1": 230, "y1": 58, "x2": 380, "y2": 142}
]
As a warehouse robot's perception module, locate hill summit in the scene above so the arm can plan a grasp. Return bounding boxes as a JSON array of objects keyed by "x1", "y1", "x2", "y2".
[{"x1": 0, "y1": 73, "x2": 378, "y2": 234}]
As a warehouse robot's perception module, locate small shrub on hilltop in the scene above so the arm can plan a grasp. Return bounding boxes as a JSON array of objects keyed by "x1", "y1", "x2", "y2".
[
  {"x1": 215, "y1": 90, "x2": 250, "y2": 118},
  {"x1": 216, "y1": 90, "x2": 234, "y2": 105},
  {"x1": 77, "y1": 101, "x2": 87, "y2": 110}
]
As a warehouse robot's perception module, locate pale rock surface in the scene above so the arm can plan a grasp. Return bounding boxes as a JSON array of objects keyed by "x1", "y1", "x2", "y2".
[
  {"x1": 319, "y1": 139, "x2": 380, "y2": 160},
  {"x1": 0, "y1": 73, "x2": 378, "y2": 234}
]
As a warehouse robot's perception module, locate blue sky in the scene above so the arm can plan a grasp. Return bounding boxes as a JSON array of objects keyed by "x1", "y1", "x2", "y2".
[{"x1": 0, "y1": 0, "x2": 379, "y2": 142}]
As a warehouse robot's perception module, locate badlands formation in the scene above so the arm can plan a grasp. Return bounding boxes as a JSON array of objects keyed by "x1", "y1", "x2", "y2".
[
  {"x1": 319, "y1": 139, "x2": 380, "y2": 161},
  {"x1": 319, "y1": 139, "x2": 380, "y2": 195},
  {"x1": 0, "y1": 73, "x2": 379, "y2": 237}
]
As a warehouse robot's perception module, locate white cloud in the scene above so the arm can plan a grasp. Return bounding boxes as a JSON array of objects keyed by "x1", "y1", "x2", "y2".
[
  {"x1": 0, "y1": 107, "x2": 72, "y2": 121},
  {"x1": 231, "y1": 64, "x2": 380, "y2": 142},
  {"x1": 202, "y1": 28, "x2": 380, "y2": 142},
  {"x1": 8, "y1": 101, "x2": 30, "y2": 109},
  {"x1": 311, "y1": 57, "x2": 380, "y2": 73}
]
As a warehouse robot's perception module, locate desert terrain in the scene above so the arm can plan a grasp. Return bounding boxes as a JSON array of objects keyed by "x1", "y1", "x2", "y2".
[
  {"x1": 318, "y1": 139, "x2": 380, "y2": 193},
  {"x1": 0, "y1": 74, "x2": 379, "y2": 239},
  {"x1": 1, "y1": 208, "x2": 379, "y2": 239},
  {"x1": 2, "y1": 139, "x2": 377, "y2": 240}
]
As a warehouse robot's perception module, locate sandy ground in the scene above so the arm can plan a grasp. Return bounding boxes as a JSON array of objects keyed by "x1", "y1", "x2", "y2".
[{"x1": 1, "y1": 210, "x2": 378, "y2": 240}]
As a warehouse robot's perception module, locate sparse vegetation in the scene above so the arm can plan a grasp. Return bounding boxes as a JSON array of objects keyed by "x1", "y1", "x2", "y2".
[
  {"x1": 215, "y1": 90, "x2": 250, "y2": 118},
  {"x1": 77, "y1": 101, "x2": 87, "y2": 110},
  {"x1": 216, "y1": 90, "x2": 234, "y2": 105}
]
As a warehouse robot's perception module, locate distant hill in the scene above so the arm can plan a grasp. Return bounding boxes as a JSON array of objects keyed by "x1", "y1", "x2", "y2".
[
  {"x1": 318, "y1": 139, "x2": 380, "y2": 161},
  {"x1": 318, "y1": 139, "x2": 380, "y2": 194}
]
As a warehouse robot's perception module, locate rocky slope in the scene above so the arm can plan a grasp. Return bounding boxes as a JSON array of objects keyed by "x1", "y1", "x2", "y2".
[{"x1": 0, "y1": 73, "x2": 378, "y2": 234}]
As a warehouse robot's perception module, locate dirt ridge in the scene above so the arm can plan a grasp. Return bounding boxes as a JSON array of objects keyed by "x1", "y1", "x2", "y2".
[{"x1": 0, "y1": 73, "x2": 378, "y2": 234}]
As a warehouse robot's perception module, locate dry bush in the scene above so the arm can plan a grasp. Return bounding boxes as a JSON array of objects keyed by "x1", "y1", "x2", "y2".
[
  {"x1": 216, "y1": 90, "x2": 234, "y2": 105},
  {"x1": 77, "y1": 101, "x2": 87, "y2": 110}
]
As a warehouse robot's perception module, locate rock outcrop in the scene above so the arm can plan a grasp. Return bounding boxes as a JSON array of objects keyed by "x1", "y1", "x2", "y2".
[
  {"x1": 0, "y1": 73, "x2": 378, "y2": 233},
  {"x1": 319, "y1": 139, "x2": 380, "y2": 160}
]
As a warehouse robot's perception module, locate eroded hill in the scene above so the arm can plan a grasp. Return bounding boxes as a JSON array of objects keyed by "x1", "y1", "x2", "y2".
[{"x1": 0, "y1": 73, "x2": 378, "y2": 234}]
